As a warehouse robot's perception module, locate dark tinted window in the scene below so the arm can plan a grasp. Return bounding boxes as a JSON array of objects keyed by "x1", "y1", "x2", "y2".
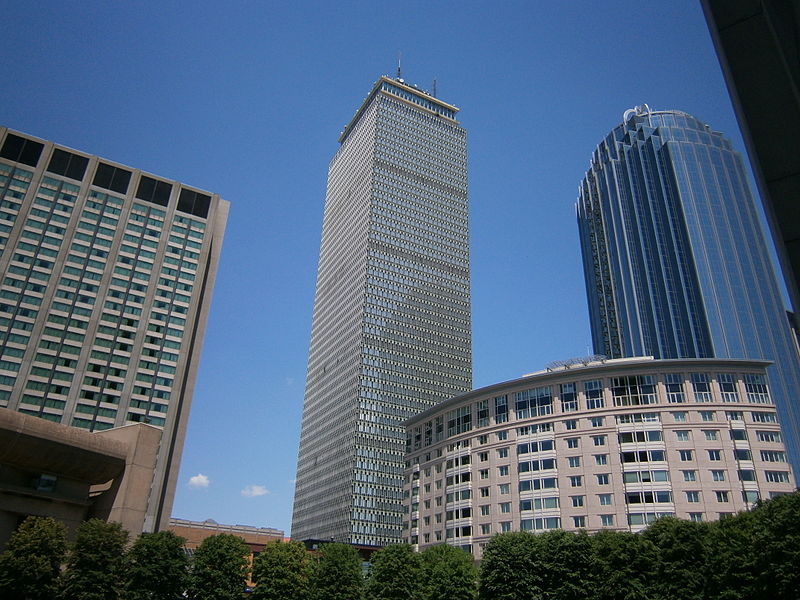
[
  {"x1": 47, "y1": 149, "x2": 70, "y2": 176},
  {"x1": 136, "y1": 175, "x2": 172, "y2": 207},
  {"x1": 0, "y1": 133, "x2": 44, "y2": 167},
  {"x1": 93, "y1": 162, "x2": 132, "y2": 194},
  {"x1": 177, "y1": 188, "x2": 211, "y2": 218},
  {"x1": 47, "y1": 148, "x2": 89, "y2": 180}
]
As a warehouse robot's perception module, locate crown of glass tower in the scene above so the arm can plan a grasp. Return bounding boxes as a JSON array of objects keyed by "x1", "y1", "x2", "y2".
[
  {"x1": 577, "y1": 105, "x2": 800, "y2": 474},
  {"x1": 292, "y1": 77, "x2": 472, "y2": 545}
]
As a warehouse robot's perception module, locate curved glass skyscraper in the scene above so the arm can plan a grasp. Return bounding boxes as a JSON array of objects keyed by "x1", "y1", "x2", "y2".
[
  {"x1": 578, "y1": 106, "x2": 800, "y2": 475},
  {"x1": 292, "y1": 77, "x2": 471, "y2": 545}
]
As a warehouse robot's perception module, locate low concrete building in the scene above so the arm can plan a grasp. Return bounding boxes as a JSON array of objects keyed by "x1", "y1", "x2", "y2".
[
  {"x1": 403, "y1": 357, "x2": 795, "y2": 559},
  {"x1": 0, "y1": 407, "x2": 160, "y2": 547}
]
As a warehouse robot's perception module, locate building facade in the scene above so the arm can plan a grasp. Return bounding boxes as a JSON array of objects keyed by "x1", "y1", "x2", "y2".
[
  {"x1": 577, "y1": 107, "x2": 800, "y2": 475},
  {"x1": 169, "y1": 517, "x2": 284, "y2": 548},
  {"x1": 0, "y1": 127, "x2": 228, "y2": 532},
  {"x1": 702, "y1": 0, "x2": 800, "y2": 335},
  {"x1": 0, "y1": 407, "x2": 161, "y2": 548},
  {"x1": 292, "y1": 76, "x2": 472, "y2": 545},
  {"x1": 403, "y1": 357, "x2": 795, "y2": 559}
]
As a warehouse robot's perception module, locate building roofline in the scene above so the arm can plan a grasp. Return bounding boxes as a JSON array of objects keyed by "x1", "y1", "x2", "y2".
[
  {"x1": 405, "y1": 356, "x2": 773, "y2": 427},
  {"x1": 1, "y1": 126, "x2": 219, "y2": 199},
  {"x1": 337, "y1": 76, "x2": 460, "y2": 144},
  {"x1": 169, "y1": 517, "x2": 284, "y2": 535}
]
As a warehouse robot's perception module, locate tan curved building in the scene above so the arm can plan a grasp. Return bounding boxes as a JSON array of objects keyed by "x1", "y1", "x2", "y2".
[{"x1": 402, "y1": 357, "x2": 795, "y2": 558}]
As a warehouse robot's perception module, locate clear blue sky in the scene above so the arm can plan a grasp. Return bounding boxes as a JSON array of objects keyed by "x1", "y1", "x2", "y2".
[{"x1": 0, "y1": 1, "x2": 761, "y2": 534}]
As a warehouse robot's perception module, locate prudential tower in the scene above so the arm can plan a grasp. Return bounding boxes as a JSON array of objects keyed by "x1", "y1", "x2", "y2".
[{"x1": 292, "y1": 76, "x2": 472, "y2": 545}]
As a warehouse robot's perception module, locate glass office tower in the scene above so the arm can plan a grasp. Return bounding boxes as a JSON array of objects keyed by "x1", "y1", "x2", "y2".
[
  {"x1": 292, "y1": 76, "x2": 472, "y2": 545},
  {"x1": 577, "y1": 105, "x2": 800, "y2": 475},
  {"x1": 0, "y1": 127, "x2": 228, "y2": 532}
]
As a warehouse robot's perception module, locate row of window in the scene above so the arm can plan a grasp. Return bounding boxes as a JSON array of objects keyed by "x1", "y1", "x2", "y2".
[
  {"x1": 434, "y1": 451, "x2": 786, "y2": 491},
  {"x1": 411, "y1": 503, "x2": 766, "y2": 546},
  {"x1": 416, "y1": 500, "x2": 763, "y2": 542},
  {"x1": 409, "y1": 407, "x2": 780, "y2": 456},
  {"x1": 411, "y1": 463, "x2": 790, "y2": 508},
  {"x1": 1, "y1": 137, "x2": 213, "y2": 218},
  {"x1": 0, "y1": 181, "x2": 201, "y2": 426},
  {"x1": 415, "y1": 485, "x2": 774, "y2": 527}
]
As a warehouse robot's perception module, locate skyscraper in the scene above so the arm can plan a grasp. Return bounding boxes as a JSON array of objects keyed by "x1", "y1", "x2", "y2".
[
  {"x1": 577, "y1": 105, "x2": 800, "y2": 474},
  {"x1": 0, "y1": 127, "x2": 228, "y2": 531},
  {"x1": 702, "y1": 0, "x2": 800, "y2": 334},
  {"x1": 292, "y1": 76, "x2": 471, "y2": 545}
]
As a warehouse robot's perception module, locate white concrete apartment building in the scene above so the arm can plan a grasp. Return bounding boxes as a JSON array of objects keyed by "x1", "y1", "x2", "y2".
[{"x1": 403, "y1": 357, "x2": 795, "y2": 559}]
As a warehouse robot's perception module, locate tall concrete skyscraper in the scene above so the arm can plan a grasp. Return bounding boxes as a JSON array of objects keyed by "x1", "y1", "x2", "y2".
[
  {"x1": 0, "y1": 127, "x2": 228, "y2": 531},
  {"x1": 292, "y1": 76, "x2": 471, "y2": 545},
  {"x1": 577, "y1": 106, "x2": 800, "y2": 475}
]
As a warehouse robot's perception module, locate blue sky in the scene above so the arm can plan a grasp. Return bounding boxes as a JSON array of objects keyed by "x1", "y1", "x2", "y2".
[{"x1": 0, "y1": 1, "x2": 760, "y2": 534}]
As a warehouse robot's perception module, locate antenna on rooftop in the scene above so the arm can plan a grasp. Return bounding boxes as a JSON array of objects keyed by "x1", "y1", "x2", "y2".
[
  {"x1": 432, "y1": 78, "x2": 437, "y2": 97},
  {"x1": 396, "y1": 52, "x2": 402, "y2": 81}
]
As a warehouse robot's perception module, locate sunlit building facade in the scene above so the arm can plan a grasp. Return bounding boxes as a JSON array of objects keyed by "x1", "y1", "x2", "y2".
[
  {"x1": 577, "y1": 106, "x2": 800, "y2": 476},
  {"x1": 0, "y1": 127, "x2": 228, "y2": 531},
  {"x1": 292, "y1": 77, "x2": 471, "y2": 545},
  {"x1": 403, "y1": 357, "x2": 795, "y2": 559}
]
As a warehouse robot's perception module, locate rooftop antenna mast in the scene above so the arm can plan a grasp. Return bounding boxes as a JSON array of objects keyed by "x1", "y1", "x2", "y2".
[{"x1": 396, "y1": 52, "x2": 402, "y2": 81}]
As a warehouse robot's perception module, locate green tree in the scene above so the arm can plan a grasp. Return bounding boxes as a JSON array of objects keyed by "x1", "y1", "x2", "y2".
[
  {"x1": 251, "y1": 539, "x2": 311, "y2": 600},
  {"x1": 419, "y1": 544, "x2": 477, "y2": 600},
  {"x1": 0, "y1": 516, "x2": 67, "y2": 600},
  {"x1": 59, "y1": 518, "x2": 129, "y2": 600},
  {"x1": 533, "y1": 529, "x2": 594, "y2": 600},
  {"x1": 125, "y1": 530, "x2": 189, "y2": 600},
  {"x1": 478, "y1": 532, "x2": 541, "y2": 600},
  {"x1": 479, "y1": 530, "x2": 594, "y2": 600},
  {"x1": 365, "y1": 544, "x2": 421, "y2": 600},
  {"x1": 187, "y1": 533, "x2": 250, "y2": 600},
  {"x1": 642, "y1": 516, "x2": 709, "y2": 600},
  {"x1": 752, "y1": 491, "x2": 800, "y2": 599},
  {"x1": 705, "y1": 511, "x2": 758, "y2": 600},
  {"x1": 590, "y1": 530, "x2": 657, "y2": 600},
  {"x1": 310, "y1": 542, "x2": 363, "y2": 600}
]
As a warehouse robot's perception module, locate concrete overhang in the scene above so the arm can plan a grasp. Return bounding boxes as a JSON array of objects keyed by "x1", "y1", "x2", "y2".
[{"x1": 0, "y1": 408, "x2": 126, "y2": 483}]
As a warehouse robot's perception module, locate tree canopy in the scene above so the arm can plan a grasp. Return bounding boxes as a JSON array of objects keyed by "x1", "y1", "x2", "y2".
[
  {"x1": 642, "y1": 517, "x2": 710, "y2": 600},
  {"x1": 752, "y1": 492, "x2": 800, "y2": 599},
  {"x1": 187, "y1": 533, "x2": 250, "y2": 600},
  {"x1": 365, "y1": 544, "x2": 421, "y2": 600},
  {"x1": 125, "y1": 530, "x2": 189, "y2": 600},
  {"x1": 310, "y1": 542, "x2": 363, "y2": 600},
  {"x1": 59, "y1": 518, "x2": 129, "y2": 600},
  {"x1": 251, "y1": 539, "x2": 311, "y2": 600},
  {"x1": 590, "y1": 530, "x2": 656, "y2": 600},
  {"x1": 534, "y1": 529, "x2": 595, "y2": 600},
  {"x1": 419, "y1": 544, "x2": 477, "y2": 600},
  {"x1": 0, "y1": 515, "x2": 67, "y2": 600},
  {"x1": 0, "y1": 490, "x2": 797, "y2": 600},
  {"x1": 479, "y1": 531, "x2": 541, "y2": 600}
]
